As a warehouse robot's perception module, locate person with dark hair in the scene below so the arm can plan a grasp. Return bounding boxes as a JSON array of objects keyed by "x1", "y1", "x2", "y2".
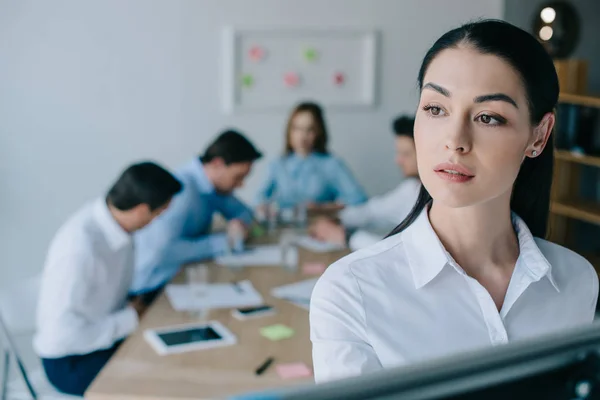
[
  {"x1": 130, "y1": 129, "x2": 262, "y2": 296},
  {"x1": 310, "y1": 20, "x2": 598, "y2": 383},
  {"x1": 34, "y1": 162, "x2": 181, "y2": 396},
  {"x1": 255, "y1": 101, "x2": 367, "y2": 211},
  {"x1": 308, "y1": 115, "x2": 420, "y2": 250}
]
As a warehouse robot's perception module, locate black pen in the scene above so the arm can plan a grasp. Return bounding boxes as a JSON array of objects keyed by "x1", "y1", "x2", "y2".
[{"x1": 255, "y1": 357, "x2": 274, "y2": 375}]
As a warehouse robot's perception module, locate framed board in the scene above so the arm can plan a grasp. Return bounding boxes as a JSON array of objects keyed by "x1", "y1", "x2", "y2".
[{"x1": 222, "y1": 27, "x2": 378, "y2": 113}]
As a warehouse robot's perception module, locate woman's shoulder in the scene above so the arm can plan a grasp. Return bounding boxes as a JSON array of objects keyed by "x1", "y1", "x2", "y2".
[{"x1": 534, "y1": 237, "x2": 597, "y2": 290}]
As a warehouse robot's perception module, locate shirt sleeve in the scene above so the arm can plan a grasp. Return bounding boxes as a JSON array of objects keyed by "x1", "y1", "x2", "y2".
[
  {"x1": 310, "y1": 261, "x2": 382, "y2": 382},
  {"x1": 254, "y1": 160, "x2": 278, "y2": 205},
  {"x1": 214, "y1": 194, "x2": 254, "y2": 226},
  {"x1": 161, "y1": 233, "x2": 230, "y2": 266},
  {"x1": 327, "y1": 157, "x2": 368, "y2": 206},
  {"x1": 340, "y1": 178, "x2": 421, "y2": 229},
  {"x1": 134, "y1": 189, "x2": 231, "y2": 291},
  {"x1": 54, "y1": 254, "x2": 139, "y2": 354},
  {"x1": 587, "y1": 262, "x2": 599, "y2": 321}
]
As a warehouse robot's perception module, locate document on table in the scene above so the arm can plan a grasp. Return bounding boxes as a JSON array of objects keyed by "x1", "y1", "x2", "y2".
[
  {"x1": 165, "y1": 280, "x2": 264, "y2": 311},
  {"x1": 271, "y1": 278, "x2": 319, "y2": 311},
  {"x1": 294, "y1": 235, "x2": 345, "y2": 253},
  {"x1": 214, "y1": 245, "x2": 298, "y2": 267}
]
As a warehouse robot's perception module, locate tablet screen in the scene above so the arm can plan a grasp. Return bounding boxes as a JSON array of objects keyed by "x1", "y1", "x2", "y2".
[{"x1": 157, "y1": 326, "x2": 223, "y2": 347}]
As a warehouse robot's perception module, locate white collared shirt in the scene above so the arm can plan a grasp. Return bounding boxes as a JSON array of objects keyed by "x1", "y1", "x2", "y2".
[
  {"x1": 34, "y1": 198, "x2": 138, "y2": 358},
  {"x1": 339, "y1": 177, "x2": 420, "y2": 250},
  {"x1": 310, "y1": 207, "x2": 598, "y2": 383}
]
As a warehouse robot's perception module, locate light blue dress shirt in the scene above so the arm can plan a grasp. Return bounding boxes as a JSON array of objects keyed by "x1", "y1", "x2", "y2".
[
  {"x1": 255, "y1": 153, "x2": 367, "y2": 208},
  {"x1": 131, "y1": 158, "x2": 253, "y2": 294}
]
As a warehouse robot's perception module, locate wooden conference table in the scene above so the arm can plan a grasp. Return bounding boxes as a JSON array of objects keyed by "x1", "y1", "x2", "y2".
[{"x1": 86, "y1": 231, "x2": 349, "y2": 400}]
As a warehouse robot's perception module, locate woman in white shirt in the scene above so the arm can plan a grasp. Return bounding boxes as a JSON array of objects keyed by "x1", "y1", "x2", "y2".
[
  {"x1": 310, "y1": 19, "x2": 599, "y2": 384},
  {"x1": 309, "y1": 115, "x2": 420, "y2": 250}
]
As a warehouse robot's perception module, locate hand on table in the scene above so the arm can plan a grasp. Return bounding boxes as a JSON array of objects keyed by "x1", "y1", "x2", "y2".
[
  {"x1": 309, "y1": 217, "x2": 347, "y2": 246},
  {"x1": 255, "y1": 204, "x2": 269, "y2": 220},
  {"x1": 227, "y1": 219, "x2": 249, "y2": 250},
  {"x1": 129, "y1": 296, "x2": 148, "y2": 319}
]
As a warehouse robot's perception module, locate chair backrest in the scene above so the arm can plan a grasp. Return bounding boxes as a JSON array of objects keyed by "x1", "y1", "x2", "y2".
[
  {"x1": 0, "y1": 275, "x2": 40, "y2": 335},
  {"x1": 0, "y1": 275, "x2": 41, "y2": 400}
]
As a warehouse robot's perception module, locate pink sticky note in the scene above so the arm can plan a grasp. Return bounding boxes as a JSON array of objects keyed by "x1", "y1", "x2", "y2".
[
  {"x1": 284, "y1": 72, "x2": 300, "y2": 87},
  {"x1": 303, "y1": 262, "x2": 326, "y2": 275},
  {"x1": 249, "y1": 45, "x2": 265, "y2": 62},
  {"x1": 276, "y1": 363, "x2": 313, "y2": 379},
  {"x1": 333, "y1": 71, "x2": 345, "y2": 86}
]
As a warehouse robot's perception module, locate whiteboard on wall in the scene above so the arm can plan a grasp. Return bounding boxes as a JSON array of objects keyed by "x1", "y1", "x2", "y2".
[{"x1": 222, "y1": 27, "x2": 378, "y2": 113}]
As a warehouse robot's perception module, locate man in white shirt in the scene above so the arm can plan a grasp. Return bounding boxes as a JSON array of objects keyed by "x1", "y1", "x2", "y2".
[
  {"x1": 309, "y1": 115, "x2": 420, "y2": 250},
  {"x1": 34, "y1": 162, "x2": 182, "y2": 396}
]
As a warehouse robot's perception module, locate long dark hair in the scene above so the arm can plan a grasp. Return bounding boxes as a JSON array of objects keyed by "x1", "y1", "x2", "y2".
[
  {"x1": 388, "y1": 20, "x2": 559, "y2": 239},
  {"x1": 284, "y1": 101, "x2": 329, "y2": 154}
]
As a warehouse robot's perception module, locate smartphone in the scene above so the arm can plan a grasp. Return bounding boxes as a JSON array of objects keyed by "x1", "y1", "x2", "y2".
[{"x1": 232, "y1": 305, "x2": 275, "y2": 320}]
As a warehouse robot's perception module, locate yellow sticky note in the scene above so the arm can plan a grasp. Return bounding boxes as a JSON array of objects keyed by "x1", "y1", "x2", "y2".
[{"x1": 261, "y1": 324, "x2": 295, "y2": 341}]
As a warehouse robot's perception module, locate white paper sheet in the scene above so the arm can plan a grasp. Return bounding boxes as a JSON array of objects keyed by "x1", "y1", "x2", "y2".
[
  {"x1": 214, "y1": 245, "x2": 298, "y2": 267},
  {"x1": 270, "y1": 278, "x2": 319, "y2": 311},
  {"x1": 165, "y1": 280, "x2": 264, "y2": 311},
  {"x1": 294, "y1": 235, "x2": 345, "y2": 253}
]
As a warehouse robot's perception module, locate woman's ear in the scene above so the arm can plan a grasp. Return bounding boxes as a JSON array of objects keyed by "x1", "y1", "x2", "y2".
[{"x1": 526, "y1": 112, "x2": 555, "y2": 158}]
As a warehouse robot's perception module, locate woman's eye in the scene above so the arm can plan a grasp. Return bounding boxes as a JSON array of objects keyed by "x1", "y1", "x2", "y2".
[
  {"x1": 476, "y1": 114, "x2": 505, "y2": 126},
  {"x1": 423, "y1": 105, "x2": 445, "y2": 117}
]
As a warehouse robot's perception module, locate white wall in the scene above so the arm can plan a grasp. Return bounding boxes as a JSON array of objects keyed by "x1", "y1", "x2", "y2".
[{"x1": 0, "y1": 0, "x2": 503, "y2": 287}]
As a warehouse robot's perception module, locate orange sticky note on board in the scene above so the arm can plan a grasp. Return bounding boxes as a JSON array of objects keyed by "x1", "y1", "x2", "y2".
[
  {"x1": 276, "y1": 362, "x2": 313, "y2": 379},
  {"x1": 302, "y1": 262, "x2": 326, "y2": 275}
]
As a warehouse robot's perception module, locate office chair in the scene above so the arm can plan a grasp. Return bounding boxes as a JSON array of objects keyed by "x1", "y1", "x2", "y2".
[{"x1": 0, "y1": 275, "x2": 80, "y2": 399}]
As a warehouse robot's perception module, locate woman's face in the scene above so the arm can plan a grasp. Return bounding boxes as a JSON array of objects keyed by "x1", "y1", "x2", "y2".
[
  {"x1": 289, "y1": 111, "x2": 317, "y2": 155},
  {"x1": 414, "y1": 46, "x2": 552, "y2": 209}
]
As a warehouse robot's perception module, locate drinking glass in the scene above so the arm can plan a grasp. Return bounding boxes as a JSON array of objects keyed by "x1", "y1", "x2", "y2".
[{"x1": 186, "y1": 264, "x2": 210, "y2": 320}]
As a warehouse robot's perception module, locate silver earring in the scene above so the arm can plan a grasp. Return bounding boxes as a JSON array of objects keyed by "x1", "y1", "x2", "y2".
[{"x1": 532, "y1": 150, "x2": 538, "y2": 157}]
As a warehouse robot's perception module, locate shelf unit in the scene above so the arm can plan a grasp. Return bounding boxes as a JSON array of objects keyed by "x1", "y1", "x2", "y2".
[
  {"x1": 550, "y1": 198, "x2": 600, "y2": 226},
  {"x1": 559, "y1": 93, "x2": 600, "y2": 108},
  {"x1": 550, "y1": 93, "x2": 600, "y2": 274}
]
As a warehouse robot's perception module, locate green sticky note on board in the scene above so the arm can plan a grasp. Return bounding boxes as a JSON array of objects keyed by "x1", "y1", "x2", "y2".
[
  {"x1": 304, "y1": 47, "x2": 318, "y2": 62},
  {"x1": 242, "y1": 74, "x2": 254, "y2": 88},
  {"x1": 261, "y1": 324, "x2": 295, "y2": 341}
]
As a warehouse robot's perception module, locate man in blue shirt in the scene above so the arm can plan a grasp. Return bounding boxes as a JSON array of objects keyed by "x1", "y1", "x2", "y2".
[{"x1": 131, "y1": 130, "x2": 262, "y2": 298}]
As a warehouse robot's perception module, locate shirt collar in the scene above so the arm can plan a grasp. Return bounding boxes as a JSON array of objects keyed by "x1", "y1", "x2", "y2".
[
  {"x1": 402, "y1": 206, "x2": 559, "y2": 292},
  {"x1": 93, "y1": 198, "x2": 132, "y2": 251},
  {"x1": 287, "y1": 152, "x2": 316, "y2": 161},
  {"x1": 188, "y1": 158, "x2": 215, "y2": 193},
  {"x1": 512, "y1": 212, "x2": 559, "y2": 292}
]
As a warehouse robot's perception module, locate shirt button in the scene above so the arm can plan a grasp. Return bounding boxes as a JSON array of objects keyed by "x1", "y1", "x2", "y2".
[{"x1": 493, "y1": 333, "x2": 507, "y2": 343}]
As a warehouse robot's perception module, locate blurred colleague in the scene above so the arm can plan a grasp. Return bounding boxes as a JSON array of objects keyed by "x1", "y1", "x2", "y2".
[
  {"x1": 34, "y1": 162, "x2": 182, "y2": 396},
  {"x1": 131, "y1": 130, "x2": 262, "y2": 297},
  {"x1": 255, "y1": 101, "x2": 367, "y2": 211},
  {"x1": 310, "y1": 115, "x2": 420, "y2": 250}
]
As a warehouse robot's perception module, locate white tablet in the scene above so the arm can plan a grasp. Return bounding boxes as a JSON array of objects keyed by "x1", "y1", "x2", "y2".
[{"x1": 144, "y1": 321, "x2": 237, "y2": 355}]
